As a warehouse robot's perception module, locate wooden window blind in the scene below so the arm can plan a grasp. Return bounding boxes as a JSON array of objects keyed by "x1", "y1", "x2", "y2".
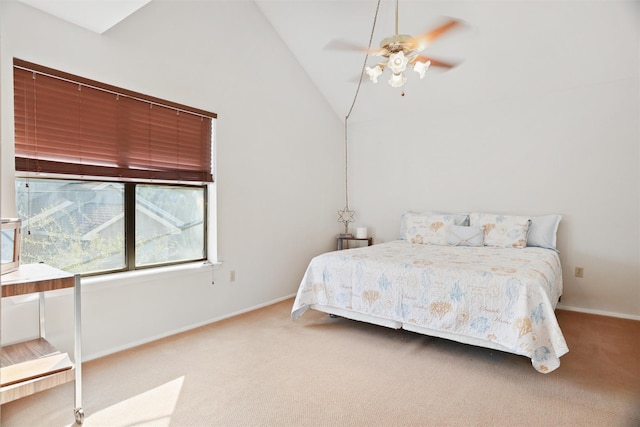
[{"x1": 13, "y1": 59, "x2": 216, "y2": 182}]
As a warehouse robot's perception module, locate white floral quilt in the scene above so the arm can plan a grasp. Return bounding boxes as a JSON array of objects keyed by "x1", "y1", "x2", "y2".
[{"x1": 292, "y1": 241, "x2": 569, "y2": 373}]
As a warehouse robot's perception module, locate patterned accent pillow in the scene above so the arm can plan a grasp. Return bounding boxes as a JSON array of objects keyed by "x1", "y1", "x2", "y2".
[
  {"x1": 399, "y1": 211, "x2": 468, "y2": 238},
  {"x1": 447, "y1": 225, "x2": 484, "y2": 247},
  {"x1": 469, "y1": 213, "x2": 531, "y2": 248},
  {"x1": 400, "y1": 213, "x2": 456, "y2": 245}
]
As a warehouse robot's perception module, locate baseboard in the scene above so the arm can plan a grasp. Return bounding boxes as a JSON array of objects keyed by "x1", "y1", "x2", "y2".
[
  {"x1": 82, "y1": 296, "x2": 638, "y2": 362},
  {"x1": 557, "y1": 304, "x2": 640, "y2": 321},
  {"x1": 83, "y1": 293, "x2": 297, "y2": 362}
]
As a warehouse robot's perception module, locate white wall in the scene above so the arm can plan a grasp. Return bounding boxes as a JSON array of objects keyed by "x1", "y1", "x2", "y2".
[
  {"x1": 1, "y1": 0, "x2": 638, "y2": 364},
  {"x1": 348, "y1": 2, "x2": 640, "y2": 318},
  {"x1": 0, "y1": 0, "x2": 344, "y2": 359}
]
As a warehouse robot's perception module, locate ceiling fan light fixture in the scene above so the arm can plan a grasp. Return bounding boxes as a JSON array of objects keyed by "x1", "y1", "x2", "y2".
[
  {"x1": 413, "y1": 60, "x2": 431, "y2": 79},
  {"x1": 365, "y1": 65, "x2": 384, "y2": 83},
  {"x1": 388, "y1": 51, "x2": 409, "y2": 74},
  {"x1": 350, "y1": 0, "x2": 463, "y2": 91},
  {"x1": 331, "y1": 1, "x2": 463, "y2": 92},
  {"x1": 388, "y1": 73, "x2": 406, "y2": 88}
]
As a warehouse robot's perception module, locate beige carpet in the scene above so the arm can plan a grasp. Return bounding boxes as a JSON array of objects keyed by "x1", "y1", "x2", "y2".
[{"x1": 2, "y1": 299, "x2": 639, "y2": 427}]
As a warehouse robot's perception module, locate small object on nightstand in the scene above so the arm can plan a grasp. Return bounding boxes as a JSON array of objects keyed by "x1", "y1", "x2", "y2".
[{"x1": 337, "y1": 233, "x2": 353, "y2": 238}]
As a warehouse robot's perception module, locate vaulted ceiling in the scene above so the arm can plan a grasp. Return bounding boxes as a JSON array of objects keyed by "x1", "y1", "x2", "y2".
[
  {"x1": 16, "y1": 1, "x2": 638, "y2": 124},
  {"x1": 17, "y1": 0, "x2": 151, "y2": 34}
]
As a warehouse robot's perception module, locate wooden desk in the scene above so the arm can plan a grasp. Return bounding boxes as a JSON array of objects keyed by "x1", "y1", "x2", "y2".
[{"x1": 1, "y1": 263, "x2": 84, "y2": 424}]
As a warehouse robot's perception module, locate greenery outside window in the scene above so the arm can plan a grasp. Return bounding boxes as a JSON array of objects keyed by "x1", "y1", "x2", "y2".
[{"x1": 15, "y1": 178, "x2": 207, "y2": 275}]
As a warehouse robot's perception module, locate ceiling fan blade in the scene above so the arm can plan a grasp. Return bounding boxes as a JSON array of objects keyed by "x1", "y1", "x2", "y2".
[
  {"x1": 414, "y1": 55, "x2": 458, "y2": 69},
  {"x1": 325, "y1": 39, "x2": 368, "y2": 52},
  {"x1": 407, "y1": 18, "x2": 462, "y2": 51},
  {"x1": 325, "y1": 40, "x2": 387, "y2": 56}
]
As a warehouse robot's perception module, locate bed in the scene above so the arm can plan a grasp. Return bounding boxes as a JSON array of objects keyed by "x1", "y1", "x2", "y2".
[{"x1": 291, "y1": 212, "x2": 569, "y2": 373}]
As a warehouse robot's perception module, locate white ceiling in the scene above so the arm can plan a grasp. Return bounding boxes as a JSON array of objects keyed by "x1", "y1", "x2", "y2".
[
  {"x1": 17, "y1": 0, "x2": 638, "y2": 124},
  {"x1": 255, "y1": 0, "x2": 637, "y2": 124},
  {"x1": 17, "y1": 0, "x2": 151, "y2": 34}
]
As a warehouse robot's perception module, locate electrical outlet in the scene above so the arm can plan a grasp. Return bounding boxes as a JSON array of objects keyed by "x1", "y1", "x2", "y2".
[
  {"x1": 230, "y1": 270, "x2": 236, "y2": 282},
  {"x1": 575, "y1": 267, "x2": 584, "y2": 278}
]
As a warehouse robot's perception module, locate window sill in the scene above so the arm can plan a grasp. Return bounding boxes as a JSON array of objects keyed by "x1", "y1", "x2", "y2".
[
  {"x1": 4, "y1": 261, "x2": 223, "y2": 304},
  {"x1": 82, "y1": 260, "x2": 221, "y2": 290}
]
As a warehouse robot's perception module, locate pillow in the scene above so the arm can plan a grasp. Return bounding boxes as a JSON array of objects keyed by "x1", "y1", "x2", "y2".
[
  {"x1": 400, "y1": 211, "x2": 469, "y2": 239},
  {"x1": 469, "y1": 213, "x2": 531, "y2": 249},
  {"x1": 400, "y1": 213, "x2": 456, "y2": 245},
  {"x1": 447, "y1": 225, "x2": 484, "y2": 247},
  {"x1": 527, "y1": 215, "x2": 562, "y2": 250}
]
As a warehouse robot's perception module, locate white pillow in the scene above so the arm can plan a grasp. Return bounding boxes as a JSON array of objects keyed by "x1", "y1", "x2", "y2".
[
  {"x1": 447, "y1": 225, "x2": 484, "y2": 247},
  {"x1": 527, "y1": 215, "x2": 562, "y2": 251},
  {"x1": 400, "y1": 213, "x2": 456, "y2": 245},
  {"x1": 400, "y1": 211, "x2": 468, "y2": 239},
  {"x1": 469, "y1": 213, "x2": 531, "y2": 249}
]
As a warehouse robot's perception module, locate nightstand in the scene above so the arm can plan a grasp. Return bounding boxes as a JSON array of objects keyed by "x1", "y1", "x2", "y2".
[{"x1": 337, "y1": 236, "x2": 373, "y2": 250}]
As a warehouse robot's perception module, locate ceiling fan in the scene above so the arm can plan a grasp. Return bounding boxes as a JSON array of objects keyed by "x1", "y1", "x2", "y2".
[{"x1": 330, "y1": 0, "x2": 464, "y2": 89}]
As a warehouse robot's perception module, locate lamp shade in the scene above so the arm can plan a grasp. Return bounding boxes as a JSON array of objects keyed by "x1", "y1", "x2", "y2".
[
  {"x1": 388, "y1": 73, "x2": 406, "y2": 87},
  {"x1": 365, "y1": 65, "x2": 383, "y2": 83},
  {"x1": 413, "y1": 60, "x2": 431, "y2": 79},
  {"x1": 388, "y1": 52, "x2": 408, "y2": 74}
]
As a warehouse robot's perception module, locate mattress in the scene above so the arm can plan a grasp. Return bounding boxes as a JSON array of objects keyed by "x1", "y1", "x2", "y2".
[{"x1": 292, "y1": 240, "x2": 569, "y2": 373}]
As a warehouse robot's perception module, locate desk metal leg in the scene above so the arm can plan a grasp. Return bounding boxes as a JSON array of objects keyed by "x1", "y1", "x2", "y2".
[
  {"x1": 38, "y1": 292, "x2": 46, "y2": 339},
  {"x1": 73, "y1": 274, "x2": 84, "y2": 424}
]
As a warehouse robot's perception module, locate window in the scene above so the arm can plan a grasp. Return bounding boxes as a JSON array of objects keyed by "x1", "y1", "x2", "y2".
[
  {"x1": 13, "y1": 59, "x2": 216, "y2": 276},
  {"x1": 134, "y1": 183, "x2": 206, "y2": 268},
  {"x1": 15, "y1": 178, "x2": 207, "y2": 275}
]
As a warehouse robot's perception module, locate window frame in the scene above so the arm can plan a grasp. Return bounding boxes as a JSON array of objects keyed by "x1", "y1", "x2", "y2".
[
  {"x1": 15, "y1": 174, "x2": 211, "y2": 277},
  {"x1": 127, "y1": 180, "x2": 209, "y2": 274}
]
